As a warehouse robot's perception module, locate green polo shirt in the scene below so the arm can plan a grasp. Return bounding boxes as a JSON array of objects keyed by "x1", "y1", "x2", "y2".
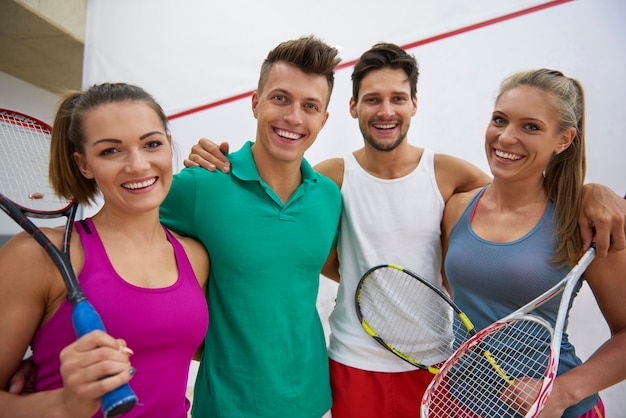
[{"x1": 160, "y1": 141, "x2": 341, "y2": 418}]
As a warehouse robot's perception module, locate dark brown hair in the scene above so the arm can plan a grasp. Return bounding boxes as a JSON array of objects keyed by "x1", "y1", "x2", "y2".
[
  {"x1": 257, "y1": 35, "x2": 341, "y2": 109},
  {"x1": 49, "y1": 83, "x2": 169, "y2": 205},
  {"x1": 351, "y1": 42, "x2": 419, "y2": 103}
]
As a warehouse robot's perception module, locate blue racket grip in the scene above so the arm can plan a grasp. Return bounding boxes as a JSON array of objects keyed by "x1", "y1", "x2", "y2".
[{"x1": 72, "y1": 301, "x2": 138, "y2": 417}]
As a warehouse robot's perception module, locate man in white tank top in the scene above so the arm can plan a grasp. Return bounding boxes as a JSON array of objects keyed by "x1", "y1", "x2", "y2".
[{"x1": 314, "y1": 43, "x2": 491, "y2": 418}]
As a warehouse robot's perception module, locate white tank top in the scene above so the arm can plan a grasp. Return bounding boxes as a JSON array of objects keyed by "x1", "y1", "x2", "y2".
[{"x1": 328, "y1": 149, "x2": 445, "y2": 372}]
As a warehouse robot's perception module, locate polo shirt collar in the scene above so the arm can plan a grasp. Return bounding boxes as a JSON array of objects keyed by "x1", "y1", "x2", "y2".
[{"x1": 230, "y1": 141, "x2": 319, "y2": 186}]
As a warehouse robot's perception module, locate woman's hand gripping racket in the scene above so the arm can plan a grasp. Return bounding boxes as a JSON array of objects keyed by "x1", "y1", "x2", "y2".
[
  {"x1": 0, "y1": 109, "x2": 137, "y2": 417},
  {"x1": 421, "y1": 245, "x2": 596, "y2": 418},
  {"x1": 355, "y1": 264, "x2": 477, "y2": 374}
]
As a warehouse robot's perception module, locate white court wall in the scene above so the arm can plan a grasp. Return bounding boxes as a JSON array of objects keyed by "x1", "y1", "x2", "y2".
[
  {"x1": 162, "y1": 0, "x2": 625, "y2": 195},
  {"x1": 83, "y1": 0, "x2": 556, "y2": 114}
]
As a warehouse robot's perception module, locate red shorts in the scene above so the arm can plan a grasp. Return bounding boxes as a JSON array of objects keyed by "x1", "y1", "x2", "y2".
[
  {"x1": 579, "y1": 398, "x2": 605, "y2": 418},
  {"x1": 329, "y1": 358, "x2": 434, "y2": 418}
]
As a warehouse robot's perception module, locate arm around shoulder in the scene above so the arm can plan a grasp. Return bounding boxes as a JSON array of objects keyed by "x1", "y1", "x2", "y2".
[
  {"x1": 433, "y1": 154, "x2": 491, "y2": 202},
  {"x1": 441, "y1": 188, "x2": 482, "y2": 241},
  {"x1": 184, "y1": 138, "x2": 231, "y2": 172},
  {"x1": 579, "y1": 183, "x2": 626, "y2": 257},
  {"x1": 314, "y1": 158, "x2": 344, "y2": 189}
]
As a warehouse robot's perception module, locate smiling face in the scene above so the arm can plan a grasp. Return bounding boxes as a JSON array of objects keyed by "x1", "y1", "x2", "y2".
[
  {"x1": 73, "y1": 101, "x2": 173, "y2": 215},
  {"x1": 350, "y1": 67, "x2": 417, "y2": 152},
  {"x1": 251, "y1": 61, "x2": 330, "y2": 167},
  {"x1": 485, "y1": 85, "x2": 575, "y2": 184}
]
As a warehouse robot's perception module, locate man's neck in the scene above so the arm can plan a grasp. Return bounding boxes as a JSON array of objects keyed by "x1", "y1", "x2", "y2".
[
  {"x1": 252, "y1": 144, "x2": 303, "y2": 204},
  {"x1": 354, "y1": 142, "x2": 423, "y2": 179}
]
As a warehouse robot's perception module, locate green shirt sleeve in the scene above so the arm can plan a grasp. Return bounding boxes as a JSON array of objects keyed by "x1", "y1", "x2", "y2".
[{"x1": 160, "y1": 167, "x2": 199, "y2": 237}]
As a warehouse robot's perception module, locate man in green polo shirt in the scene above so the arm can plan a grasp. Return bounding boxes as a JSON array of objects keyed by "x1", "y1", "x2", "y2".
[{"x1": 160, "y1": 36, "x2": 342, "y2": 418}]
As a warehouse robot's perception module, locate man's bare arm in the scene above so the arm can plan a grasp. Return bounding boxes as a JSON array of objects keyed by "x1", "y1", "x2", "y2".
[
  {"x1": 321, "y1": 249, "x2": 340, "y2": 283},
  {"x1": 579, "y1": 184, "x2": 626, "y2": 257},
  {"x1": 434, "y1": 154, "x2": 491, "y2": 203}
]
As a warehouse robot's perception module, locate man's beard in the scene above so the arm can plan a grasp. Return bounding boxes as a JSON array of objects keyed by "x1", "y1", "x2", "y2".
[{"x1": 363, "y1": 130, "x2": 407, "y2": 152}]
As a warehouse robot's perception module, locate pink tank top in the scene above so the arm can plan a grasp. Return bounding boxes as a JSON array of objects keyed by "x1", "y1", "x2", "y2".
[{"x1": 31, "y1": 218, "x2": 208, "y2": 417}]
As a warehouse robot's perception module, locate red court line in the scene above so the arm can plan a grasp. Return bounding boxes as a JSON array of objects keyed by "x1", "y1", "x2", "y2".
[{"x1": 168, "y1": 0, "x2": 572, "y2": 120}]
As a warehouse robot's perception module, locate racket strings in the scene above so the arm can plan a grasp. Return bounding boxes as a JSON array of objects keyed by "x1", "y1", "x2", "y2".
[
  {"x1": 0, "y1": 114, "x2": 68, "y2": 211},
  {"x1": 424, "y1": 318, "x2": 552, "y2": 417},
  {"x1": 359, "y1": 267, "x2": 473, "y2": 367}
]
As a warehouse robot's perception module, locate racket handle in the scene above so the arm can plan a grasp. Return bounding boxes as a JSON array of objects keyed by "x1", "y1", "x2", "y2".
[{"x1": 72, "y1": 301, "x2": 138, "y2": 417}]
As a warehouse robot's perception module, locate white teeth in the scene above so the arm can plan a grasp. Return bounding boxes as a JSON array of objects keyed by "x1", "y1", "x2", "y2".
[
  {"x1": 495, "y1": 150, "x2": 522, "y2": 161},
  {"x1": 276, "y1": 128, "x2": 302, "y2": 140},
  {"x1": 123, "y1": 178, "x2": 156, "y2": 190},
  {"x1": 373, "y1": 123, "x2": 396, "y2": 129}
]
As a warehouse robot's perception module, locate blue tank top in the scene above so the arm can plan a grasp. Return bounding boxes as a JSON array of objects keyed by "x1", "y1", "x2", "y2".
[{"x1": 445, "y1": 186, "x2": 598, "y2": 417}]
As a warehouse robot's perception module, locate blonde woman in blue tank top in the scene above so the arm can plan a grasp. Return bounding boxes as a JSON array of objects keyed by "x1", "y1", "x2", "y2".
[{"x1": 442, "y1": 69, "x2": 626, "y2": 418}]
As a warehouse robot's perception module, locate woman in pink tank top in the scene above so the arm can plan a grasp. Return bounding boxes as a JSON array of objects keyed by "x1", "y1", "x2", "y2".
[{"x1": 0, "y1": 83, "x2": 209, "y2": 417}]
